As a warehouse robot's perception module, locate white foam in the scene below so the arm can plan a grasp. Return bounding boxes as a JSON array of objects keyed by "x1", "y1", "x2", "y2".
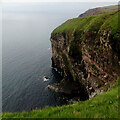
[
  {"x1": 48, "y1": 48, "x2": 51, "y2": 50},
  {"x1": 43, "y1": 76, "x2": 49, "y2": 82}
]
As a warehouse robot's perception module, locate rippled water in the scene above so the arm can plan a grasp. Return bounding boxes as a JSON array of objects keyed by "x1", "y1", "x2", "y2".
[{"x1": 2, "y1": 2, "x2": 116, "y2": 112}]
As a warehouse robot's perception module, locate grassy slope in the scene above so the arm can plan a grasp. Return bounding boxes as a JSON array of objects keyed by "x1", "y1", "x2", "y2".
[
  {"x1": 78, "y1": 5, "x2": 119, "y2": 17},
  {"x1": 3, "y1": 80, "x2": 119, "y2": 118},
  {"x1": 52, "y1": 11, "x2": 119, "y2": 38}
]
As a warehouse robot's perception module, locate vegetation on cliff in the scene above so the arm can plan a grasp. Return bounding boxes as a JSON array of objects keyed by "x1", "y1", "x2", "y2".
[
  {"x1": 2, "y1": 79, "x2": 119, "y2": 118},
  {"x1": 52, "y1": 11, "x2": 119, "y2": 39}
]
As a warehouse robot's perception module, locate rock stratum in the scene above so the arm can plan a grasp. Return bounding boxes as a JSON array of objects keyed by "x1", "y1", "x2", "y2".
[{"x1": 50, "y1": 9, "x2": 120, "y2": 100}]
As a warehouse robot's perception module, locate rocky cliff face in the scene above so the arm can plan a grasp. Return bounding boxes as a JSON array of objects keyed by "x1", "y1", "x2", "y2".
[{"x1": 50, "y1": 10, "x2": 120, "y2": 99}]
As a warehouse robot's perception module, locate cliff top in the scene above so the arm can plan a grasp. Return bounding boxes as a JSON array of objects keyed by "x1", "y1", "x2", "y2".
[
  {"x1": 51, "y1": 11, "x2": 119, "y2": 41},
  {"x1": 78, "y1": 5, "x2": 119, "y2": 17}
]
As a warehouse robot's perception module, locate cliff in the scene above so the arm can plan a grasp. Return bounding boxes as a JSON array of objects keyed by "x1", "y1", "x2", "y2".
[
  {"x1": 78, "y1": 5, "x2": 119, "y2": 17},
  {"x1": 50, "y1": 10, "x2": 120, "y2": 99}
]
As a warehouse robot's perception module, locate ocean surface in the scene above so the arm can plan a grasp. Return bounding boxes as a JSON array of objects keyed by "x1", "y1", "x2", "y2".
[{"x1": 2, "y1": 2, "x2": 116, "y2": 112}]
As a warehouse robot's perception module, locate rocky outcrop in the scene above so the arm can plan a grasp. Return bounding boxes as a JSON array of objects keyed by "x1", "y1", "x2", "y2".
[{"x1": 50, "y1": 10, "x2": 120, "y2": 100}]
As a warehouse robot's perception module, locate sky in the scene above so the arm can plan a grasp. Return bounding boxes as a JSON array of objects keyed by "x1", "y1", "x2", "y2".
[{"x1": 1, "y1": 0, "x2": 119, "y2": 3}]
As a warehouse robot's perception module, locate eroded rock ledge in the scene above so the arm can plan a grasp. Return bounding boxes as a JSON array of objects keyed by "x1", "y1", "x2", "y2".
[{"x1": 49, "y1": 11, "x2": 120, "y2": 100}]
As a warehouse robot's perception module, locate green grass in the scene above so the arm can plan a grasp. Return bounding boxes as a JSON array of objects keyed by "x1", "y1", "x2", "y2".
[
  {"x1": 99, "y1": 11, "x2": 120, "y2": 36},
  {"x1": 52, "y1": 11, "x2": 119, "y2": 40},
  {"x1": 51, "y1": 16, "x2": 94, "y2": 36},
  {"x1": 2, "y1": 79, "x2": 119, "y2": 118}
]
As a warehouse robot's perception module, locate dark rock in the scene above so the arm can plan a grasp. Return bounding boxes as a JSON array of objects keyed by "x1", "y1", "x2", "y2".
[{"x1": 44, "y1": 76, "x2": 50, "y2": 79}]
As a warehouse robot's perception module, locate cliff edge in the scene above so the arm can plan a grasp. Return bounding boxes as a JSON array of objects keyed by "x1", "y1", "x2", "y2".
[
  {"x1": 50, "y1": 10, "x2": 120, "y2": 100},
  {"x1": 78, "y1": 5, "x2": 119, "y2": 17}
]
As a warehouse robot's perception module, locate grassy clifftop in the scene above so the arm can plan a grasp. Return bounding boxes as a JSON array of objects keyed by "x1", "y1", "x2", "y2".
[
  {"x1": 52, "y1": 11, "x2": 119, "y2": 39},
  {"x1": 78, "y1": 5, "x2": 119, "y2": 17},
  {"x1": 3, "y1": 79, "x2": 119, "y2": 118}
]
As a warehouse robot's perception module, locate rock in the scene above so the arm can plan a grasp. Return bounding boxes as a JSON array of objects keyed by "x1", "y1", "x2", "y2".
[
  {"x1": 47, "y1": 85, "x2": 58, "y2": 92},
  {"x1": 68, "y1": 99, "x2": 77, "y2": 104},
  {"x1": 104, "y1": 74, "x2": 109, "y2": 79},
  {"x1": 45, "y1": 76, "x2": 50, "y2": 79}
]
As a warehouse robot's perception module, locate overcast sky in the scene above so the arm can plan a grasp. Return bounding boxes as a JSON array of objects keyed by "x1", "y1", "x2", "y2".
[{"x1": 2, "y1": 0, "x2": 119, "y2": 3}]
